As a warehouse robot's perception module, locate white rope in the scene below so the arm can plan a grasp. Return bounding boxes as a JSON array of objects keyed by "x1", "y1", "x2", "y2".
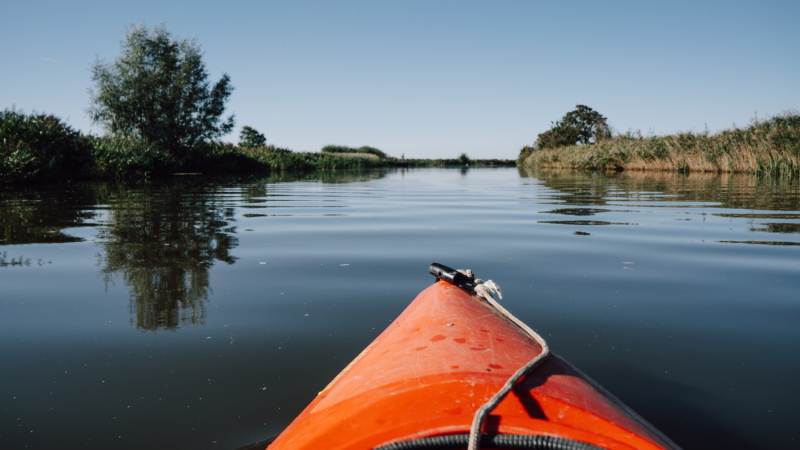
[{"x1": 458, "y1": 271, "x2": 550, "y2": 450}]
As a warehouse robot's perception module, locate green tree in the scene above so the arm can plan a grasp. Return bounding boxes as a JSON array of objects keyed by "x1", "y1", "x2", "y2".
[
  {"x1": 88, "y1": 23, "x2": 234, "y2": 158},
  {"x1": 536, "y1": 105, "x2": 611, "y2": 150},
  {"x1": 239, "y1": 126, "x2": 266, "y2": 148}
]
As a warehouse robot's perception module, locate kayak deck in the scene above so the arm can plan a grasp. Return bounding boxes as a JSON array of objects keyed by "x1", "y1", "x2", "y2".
[{"x1": 269, "y1": 280, "x2": 679, "y2": 450}]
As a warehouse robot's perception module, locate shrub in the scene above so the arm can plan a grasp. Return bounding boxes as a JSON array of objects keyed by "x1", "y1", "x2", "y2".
[
  {"x1": 321, "y1": 144, "x2": 388, "y2": 158},
  {"x1": 90, "y1": 136, "x2": 178, "y2": 177},
  {"x1": 1, "y1": 109, "x2": 93, "y2": 183},
  {"x1": 517, "y1": 146, "x2": 535, "y2": 165}
]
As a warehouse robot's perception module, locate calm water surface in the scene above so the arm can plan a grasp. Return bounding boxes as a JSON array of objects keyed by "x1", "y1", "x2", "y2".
[{"x1": 1, "y1": 168, "x2": 798, "y2": 450}]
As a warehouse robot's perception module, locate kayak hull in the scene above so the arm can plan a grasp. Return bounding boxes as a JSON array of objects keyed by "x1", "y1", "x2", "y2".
[{"x1": 269, "y1": 281, "x2": 679, "y2": 450}]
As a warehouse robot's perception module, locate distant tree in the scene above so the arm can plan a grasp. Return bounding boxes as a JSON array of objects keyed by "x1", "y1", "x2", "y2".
[
  {"x1": 517, "y1": 145, "x2": 535, "y2": 165},
  {"x1": 88, "y1": 23, "x2": 234, "y2": 157},
  {"x1": 536, "y1": 122, "x2": 579, "y2": 150},
  {"x1": 536, "y1": 105, "x2": 611, "y2": 150},
  {"x1": 458, "y1": 153, "x2": 470, "y2": 164},
  {"x1": 239, "y1": 126, "x2": 266, "y2": 148}
]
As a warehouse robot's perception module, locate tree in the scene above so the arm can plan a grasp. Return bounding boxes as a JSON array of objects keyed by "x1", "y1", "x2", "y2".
[
  {"x1": 239, "y1": 126, "x2": 266, "y2": 148},
  {"x1": 88, "y1": 23, "x2": 234, "y2": 157},
  {"x1": 536, "y1": 105, "x2": 611, "y2": 150}
]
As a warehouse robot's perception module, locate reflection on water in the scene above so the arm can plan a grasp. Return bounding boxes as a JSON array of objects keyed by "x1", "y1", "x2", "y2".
[
  {"x1": 0, "y1": 251, "x2": 51, "y2": 267},
  {"x1": 95, "y1": 180, "x2": 239, "y2": 332},
  {"x1": 1, "y1": 167, "x2": 799, "y2": 450},
  {"x1": 522, "y1": 167, "x2": 800, "y2": 245},
  {"x1": 540, "y1": 208, "x2": 612, "y2": 216},
  {"x1": 538, "y1": 220, "x2": 634, "y2": 226},
  {"x1": 523, "y1": 167, "x2": 800, "y2": 211},
  {"x1": 751, "y1": 223, "x2": 800, "y2": 234},
  {"x1": 0, "y1": 184, "x2": 98, "y2": 245},
  {"x1": 0, "y1": 171, "x2": 391, "y2": 333}
]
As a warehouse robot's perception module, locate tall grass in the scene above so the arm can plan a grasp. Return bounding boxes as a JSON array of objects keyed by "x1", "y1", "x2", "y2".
[
  {"x1": 522, "y1": 112, "x2": 800, "y2": 177},
  {"x1": 236, "y1": 145, "x2": 388, "y2": 171}
]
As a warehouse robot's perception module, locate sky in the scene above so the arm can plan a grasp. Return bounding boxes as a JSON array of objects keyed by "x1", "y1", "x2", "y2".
[{"x1": 2, "y1": 0, "x2": 799, "y2": 159}]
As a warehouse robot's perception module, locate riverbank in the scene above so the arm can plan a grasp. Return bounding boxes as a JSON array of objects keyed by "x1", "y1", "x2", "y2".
[
  {"x1": 519, "y1": 112, "x2": 800, "y2": 176},
  {"x1": 0, "y1": 110, "x2": 513, "y2": 184}
]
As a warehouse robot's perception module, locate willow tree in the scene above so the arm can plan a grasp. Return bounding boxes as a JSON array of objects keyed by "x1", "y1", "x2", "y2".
[{"x1": 88, "y1": 23, "x2": 234, "y2": 157}]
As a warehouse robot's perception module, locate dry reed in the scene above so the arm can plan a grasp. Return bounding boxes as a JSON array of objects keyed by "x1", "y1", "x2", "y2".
[{"x1": 523, "y1": 112, "x2": 800, "y2": 176}]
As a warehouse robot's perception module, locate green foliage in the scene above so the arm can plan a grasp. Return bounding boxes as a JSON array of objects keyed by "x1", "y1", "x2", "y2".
[
  {"x1": 90, "y1": 136, "x2": 178, "y2": 178},
  {"x1": 458, "y1": 153, "x2": 470, "y2": 164},
  {"x1": 536, "y1": 105, "x2": 610, "y2": 150},
  {"x1": 405, "y1": 157, "x2": 514, "y2": 167},
  {"x1": 522, "y1": 111, "x2": 800, "y2": 177},
  {"x1": 517, "y1": 146, "x2": 535, "y2": 165},
  {"x1": 321, "y1": 145, "x2": 388, "y2": 158},
  {"x1": 536, "y1": 121, "x2": 579, "y2": 150},
  {"x1": 1, "y1": 109, "x2": 93, "y2": 183},
  {"x1": 242, "y1": 145, "x2": 388, "y2": 171},
  {"x1": 239, "y1": 126, "x2": 266, "y2": 148},
  {"x1": 88, "y1": 23, "x2": 234, "y2": 158}
]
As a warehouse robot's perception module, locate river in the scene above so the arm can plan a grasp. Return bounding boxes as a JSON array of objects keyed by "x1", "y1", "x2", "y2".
[{"x1": 1, "y1": 167, "x2": 798, "y2": 449}]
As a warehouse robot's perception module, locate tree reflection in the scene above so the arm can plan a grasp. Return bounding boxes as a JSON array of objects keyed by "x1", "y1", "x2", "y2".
[{"x1": 96, "y1": 180, "x2": 238, "y2": 332}]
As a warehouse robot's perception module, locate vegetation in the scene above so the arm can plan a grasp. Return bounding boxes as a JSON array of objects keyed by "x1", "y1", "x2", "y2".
[
  {"x1": 536, "y1": 105, "x2": 611, "y2": 150},
  {"x1": 520, "y1": 112, "x2": 800, "y2": 177},
  {"x1": 321, "y1": 145, "x2": 388, "y2": 159},
  {"x1": 0, "y1": 22, "x2": 519, "y2": 184},
  {"x1": 239, "y1": 126, "x2": 266, "y2": 148},
  {"x1": 1, "y1": 107, "x2": 514, "y2": 183},
  {"x1": 90, "y1": 136, "x2": 179, "y2": 177},
  {"x1": 404, "y1": 157, "x2": 513, "y2": 167},
  {"x1": 88, "y1": 23, "x2": 234, "y2": 158},
  {"x1": 1, "y1": 109, "x2": 93, "y2": 183}
]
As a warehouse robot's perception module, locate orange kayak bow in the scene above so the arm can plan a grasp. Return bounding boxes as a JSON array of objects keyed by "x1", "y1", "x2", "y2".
[{"x1": 269, "y1": 265, "x2": 680, "y2": 450}]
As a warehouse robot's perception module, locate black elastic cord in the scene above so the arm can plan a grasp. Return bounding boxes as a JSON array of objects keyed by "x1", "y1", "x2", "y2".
[{"x1": 373, "y1": 433, "x2": 604, "y2": 450}]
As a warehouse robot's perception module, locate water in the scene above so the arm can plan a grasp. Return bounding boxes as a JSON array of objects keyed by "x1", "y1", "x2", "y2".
[{"x1": 1, "y1": 167, "x2": 798, "y2": 450}]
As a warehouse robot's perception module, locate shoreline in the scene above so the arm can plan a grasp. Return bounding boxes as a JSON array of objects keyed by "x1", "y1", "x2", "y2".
[{"x1": 519, "y1": 112, "x2": 799, "y2": 176}]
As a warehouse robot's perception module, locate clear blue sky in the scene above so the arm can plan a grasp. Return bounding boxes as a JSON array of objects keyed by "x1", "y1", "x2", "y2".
[{"x1": 3, "y1": 0, "x2": 798, "y2": 159}]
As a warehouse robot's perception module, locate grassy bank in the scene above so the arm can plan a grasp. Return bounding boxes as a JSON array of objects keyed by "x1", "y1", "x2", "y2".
[
  {"x1": 0, "y1": 110, "x2": 386, "y2": 183},
  {"x1": 404, "y1": 158, "x2": 515, "y2": 167},
  {"x1": 321, "y1": 144, "x2": 388, "y2": 158},
  {"x1": 2, "y1": 109, "x2": 517, "y2": 184},
  {"x1": 521, "y1": 112, "x2": 800, "y2": 176}
]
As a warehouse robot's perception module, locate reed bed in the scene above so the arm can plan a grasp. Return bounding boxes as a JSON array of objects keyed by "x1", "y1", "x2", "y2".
[
  {"x1": 522, "y1": 112, "x2": 800, "y2": 176},
  {"x1": 321, "y1": 145, "x2": 388, "y2": 158}
]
